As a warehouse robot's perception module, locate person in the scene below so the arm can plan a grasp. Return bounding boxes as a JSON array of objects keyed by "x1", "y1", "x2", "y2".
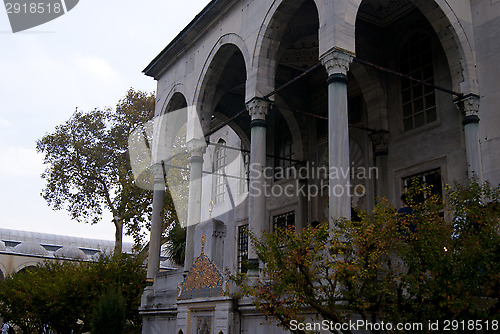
[
  {"x1": 2, "y1": 322, "x2": 9, "y2": 334},
  {"x1": 397, "y1": 193, "x2": 416, "y2": 235}
]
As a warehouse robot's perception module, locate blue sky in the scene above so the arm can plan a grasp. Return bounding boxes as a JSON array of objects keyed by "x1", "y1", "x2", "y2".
[{"x1": 0, "y1": 0, "x2": 211, "y2": 242}]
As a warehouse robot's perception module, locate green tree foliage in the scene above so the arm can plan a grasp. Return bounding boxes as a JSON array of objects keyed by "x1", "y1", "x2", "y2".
[
  {"x1": 91, "y1": 290, "x2": 126, "y2": 334},
  {"x1": 164, "y1": 220, "x2": 187, "y2": 266},
  {"x1": 36, "y1": 89, "x2": 156, "y2": 254},
  {"x1": 230, "y1": 181, "x2": 499, "y2": 333},
  {"x1": 0, "y1": 255, "x2": 146, "y2": 334}
]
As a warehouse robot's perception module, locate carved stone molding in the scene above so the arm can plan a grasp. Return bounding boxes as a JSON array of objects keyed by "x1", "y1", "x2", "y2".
[
  {"x1": 321, "y1": 49, "x2": 354, "y2": 76},
  {"x1": 187, "y1": 139, "x2": 207, "y2": 156},
  {"x1": 455, "y1": 93, "x2": 480, "y2": 117},
  {"x1": 151, "y1": 163, "x2": 165, "y2": 183},
  {"x1": 246, "y1": 98, "x2": 271, "y2": 120},
  {"x1": 212, "y1": 219, "x2": 226, "y2": 239},
  {"x1": 369, "y1": 130, "x2": 390, "y2": 156}
]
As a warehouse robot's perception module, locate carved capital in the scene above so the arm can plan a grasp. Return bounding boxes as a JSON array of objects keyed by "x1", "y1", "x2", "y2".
[
  {"x1": 321, "y1": 48, "x2": 354, "y2": 76},
  {"x1": 369, "y1": 130, "x2": 389, "y2": 156},
  {"x1": 187, "y1": 139, "x2": 207, "y2": 156},
  {"x1": 455, "y1": 93, "x2": 480, "y2": 117},
  {"x1": 151, "y1": 162, "x2": 165, "y2": 185},
  {"x1": 246, "y1": 97, "x2": 271, "y2": 120}
]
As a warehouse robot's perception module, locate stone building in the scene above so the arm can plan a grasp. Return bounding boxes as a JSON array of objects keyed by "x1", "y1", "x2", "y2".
[
  {"x1": 139, "y1": 0, "x2": 500, "y2": 333},
  {"x1": 0, "y1": 228, "x2": 135, "y2": 279}
]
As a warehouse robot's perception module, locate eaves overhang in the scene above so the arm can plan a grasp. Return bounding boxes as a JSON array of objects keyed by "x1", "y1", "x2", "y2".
[{"x1": 143, "y1": 0, "x2": 238, "y2": 80}]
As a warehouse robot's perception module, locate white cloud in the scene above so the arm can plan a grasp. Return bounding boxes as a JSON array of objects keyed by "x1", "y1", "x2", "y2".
[{"x1": 0, "y1": 144, "x2": 44, "y2": 178}]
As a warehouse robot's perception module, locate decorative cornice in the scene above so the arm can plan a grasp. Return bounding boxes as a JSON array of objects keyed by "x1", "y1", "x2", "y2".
[
  {"x1": 321, "y1": 48, "x2": 354, "y2": 76},
  {"x1": 246, "y1": 97, "x2": 271, "y2": 120}
]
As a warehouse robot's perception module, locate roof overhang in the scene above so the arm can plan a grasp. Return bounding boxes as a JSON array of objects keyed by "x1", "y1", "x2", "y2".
[{"x1": 143, "y1": 0, "x2": 238, "y2": 80}]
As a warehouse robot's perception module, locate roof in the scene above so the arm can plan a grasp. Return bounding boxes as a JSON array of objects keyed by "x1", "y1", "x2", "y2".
[
  {"x1": 0, "y1": 228, "x2": 133, "y2": 254},
  {"x1": 143, "y1": 0, "x2": 238, "y2": 80}
]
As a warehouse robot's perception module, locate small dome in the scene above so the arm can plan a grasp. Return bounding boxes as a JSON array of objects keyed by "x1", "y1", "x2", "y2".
[
  {"x1": 13, "y1": 242, "x2": 49, "y2": 256},
  {"x1": 54, "y1": 246, "x2": 87, "y2": 260},
  {"x1": 0, "y1": 240, "x2": 6, "y2": 251}
]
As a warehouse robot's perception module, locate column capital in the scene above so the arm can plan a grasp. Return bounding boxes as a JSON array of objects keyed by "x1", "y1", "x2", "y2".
[
  {"x1": 151, "y1": 163, "x2": 165, "y2": 185},
  {"x1": 187, "y1": 139, "x2": 207, "y2": 156},
  {"x1": 246, "y1": 97, "x2": 271, "y2": 120},
  {"x1": 455, "y1": 93, "x2": 480, "y2": 117},
  {"x1": 369, "y1": 130, "x2": 389, "y2": 157},
  {"x1": 320, "y1": 48, "x2": 354, "y2": 77}
]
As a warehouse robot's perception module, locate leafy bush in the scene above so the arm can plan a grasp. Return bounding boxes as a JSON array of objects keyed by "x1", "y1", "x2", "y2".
[
  {"x1": 230, "y1": 181, "x2": 500, "y2": 333},
  {"x1": 0, "y1": 254, "x2": 146, "y2": 333},
  {"x1": 91, "y1": 290, "x2": 126, "y2": 334}
]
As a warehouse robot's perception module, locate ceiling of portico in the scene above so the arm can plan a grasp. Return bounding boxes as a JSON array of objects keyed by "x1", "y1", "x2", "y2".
[
  {"x1": 358, "y1": 0, "x2": 415, "y2": 27},
  {"x1": 277, "y1": 0, "x2": 319, "y2": 72}
]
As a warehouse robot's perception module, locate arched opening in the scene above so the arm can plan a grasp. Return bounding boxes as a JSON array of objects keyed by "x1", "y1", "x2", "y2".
[
  {"x1": 166, "y1": 92, "x2": 188, "y2": 113},
  {"x1": 196, "y1": 43, "x2": 249, "y2": 221},
  {"x1": 197, "y1": 44, "x2": 249, "y2": 144},
  {"x1": 16, "y1": 265, "x2": 38, "y2": 274},
  {"x1": 355, "y1": 0, "x2": 468, "y2": 203},
  {"x1": 258, "y1": 0, "x2": 373, "y2": 223}
]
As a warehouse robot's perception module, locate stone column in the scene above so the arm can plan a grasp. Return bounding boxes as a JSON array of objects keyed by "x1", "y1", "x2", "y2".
[
  {"x1": 184, "y1": 145, "x2": 205, "y2": 272},
  {"x1": 246, "y1": 97, "x2": 270, "y2": 272},
  {"x1": 321, "y1": 49, "x2": 354, "y2": 225},
  {"x1": 369, "y1": 130, "x2": 389, "y2": 200},
  {"x1": 146, "y1": 163, "x2": 165, "y2": 282},
  {"x1": 458, "y1": 94, "x2": 483, "y2": 183}
]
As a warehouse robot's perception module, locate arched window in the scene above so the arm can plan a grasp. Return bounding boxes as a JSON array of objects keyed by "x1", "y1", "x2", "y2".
[
  {"x1": 213, "y1": 139, "x2": 227, "y2": 204},
  {"x1": 400, "y1": 31, "x2": 436, "y2": 131}
]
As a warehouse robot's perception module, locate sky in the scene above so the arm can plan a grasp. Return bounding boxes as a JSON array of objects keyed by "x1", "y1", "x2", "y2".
[{"x1": 0, "y1": 0, "x2": 212, "y2": 242}]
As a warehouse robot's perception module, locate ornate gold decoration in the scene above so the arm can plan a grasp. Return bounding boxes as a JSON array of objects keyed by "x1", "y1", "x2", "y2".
[
  {"x1": 201, "y1": 230, "x2": 206, "y2": 253},
  {"x1": 178, "y1": 230, "x2": 223, "y2": 300},
  {"x1": 178, "y1": 251, "x2": 224, "y2": 300}
]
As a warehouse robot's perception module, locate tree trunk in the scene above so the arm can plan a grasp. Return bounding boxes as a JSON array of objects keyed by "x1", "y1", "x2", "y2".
[{"x1": 114, "y1": 217, "x2": 123, "y2": 255}]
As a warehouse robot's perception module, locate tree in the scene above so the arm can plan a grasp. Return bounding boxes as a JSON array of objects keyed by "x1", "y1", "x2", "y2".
[
  {"x1": 230, "y1": 181, "x2": 500, "y2": 334},
  {"x1": 36, "y1": 89, "x2": 155, "y2": 254},
  {"x1": 164, "y1": 220, "x2": 187, "y2": 266}
]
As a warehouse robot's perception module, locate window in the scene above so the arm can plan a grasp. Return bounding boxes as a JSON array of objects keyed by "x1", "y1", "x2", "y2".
[
  {"x1": 274, "y1": 113, "x2": 293, "y2": 171},
  {"x1": 237, "y1": 224, "x2": 249, "y2": 273},
  {"x1": 273, "y1": 211, "x2": 295, "y2": 231},
  {"x1": 400, "y1": 32, "x2": 436, "y2": 131},
  {"x1": 213, "y1": 140, "x2": 226, "y2": 204},
  {"x1": 239, "y1": 149, "x2": 249, "y2": 194},
  {"x1": 403, "y1": 168, "x2": 442, "y2": 203}
]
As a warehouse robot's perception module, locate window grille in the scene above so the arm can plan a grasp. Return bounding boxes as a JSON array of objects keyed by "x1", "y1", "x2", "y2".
[
  {"x1": 403, "y1": 168, "x2": 442, "y2": 203},
  {"x1": 400, "y1": 32, "x2": 436, "y2": 131},
  {"x1": 213, "y1": 140, "x2": 226, "y2": 204},
  {"x1": 237, "y1": 224, "x2": 249, "y2": 273},
  {"x1": 273, "y1": 211, "x2": 295, "y2": 231},
  {"x1": 274, "y1": 114, "x2": 293, "y2": 171}
]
